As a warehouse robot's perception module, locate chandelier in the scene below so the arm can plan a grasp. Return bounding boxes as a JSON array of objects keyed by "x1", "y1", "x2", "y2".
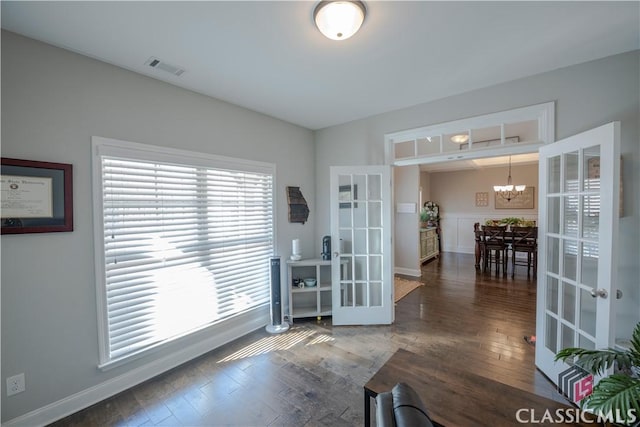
[{"x1": 493, "y1": 156, "x2": 526, "y2": 202}]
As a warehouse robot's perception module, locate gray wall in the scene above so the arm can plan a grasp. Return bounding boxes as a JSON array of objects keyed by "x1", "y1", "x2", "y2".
[
  {"x1": 1, "y1": 31, "x2": 316, "y2": 423},
  {"x1": 429, "y1": 164, "x2": 539, "y2": 254},
  {"x1": 393, "y1": 165, "x2": 420, "y2": 275},
  {"x1": 315, "y1": 50, "x2": 639, "y2": 336},
  {"x1": 430, "y1": 164, "x2": 539, "y2": 214}
]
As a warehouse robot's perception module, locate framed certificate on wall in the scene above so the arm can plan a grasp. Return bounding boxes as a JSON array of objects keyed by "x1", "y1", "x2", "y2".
[{"x1": 1, "y1": 157, "x2": 73, "y2": 234}]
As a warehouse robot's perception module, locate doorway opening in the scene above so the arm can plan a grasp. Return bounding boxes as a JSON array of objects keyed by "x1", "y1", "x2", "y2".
[{"x1": 386, "y1": 102, "x2": 553, "y2": 277}]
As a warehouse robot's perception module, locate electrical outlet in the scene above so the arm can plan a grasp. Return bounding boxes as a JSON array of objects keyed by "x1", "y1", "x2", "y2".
[{"x1": 6, "y1": 373, "x2": 25, "y2": 396}]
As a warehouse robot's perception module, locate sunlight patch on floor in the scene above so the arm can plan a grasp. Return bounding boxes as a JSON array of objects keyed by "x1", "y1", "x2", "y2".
[
  {"x1": 217, "y1": 326, "x2": 334, "y2": 362},
  {"x1": 306, "y1": 333, "x2": 335, "y2": 346}
]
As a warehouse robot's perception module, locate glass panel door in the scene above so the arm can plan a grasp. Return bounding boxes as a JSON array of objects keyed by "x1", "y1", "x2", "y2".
[
  {"x1": 535, "y1": 123, "x2": 620, "y2": 401},
  {"x1": 330, "y1": 166, "x2": 392, "y2": 325}
]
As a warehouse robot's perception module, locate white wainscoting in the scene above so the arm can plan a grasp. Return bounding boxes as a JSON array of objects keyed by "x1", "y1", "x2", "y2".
[{"x1": 439, "y1": 213, "x2": 538, "y2": 254}]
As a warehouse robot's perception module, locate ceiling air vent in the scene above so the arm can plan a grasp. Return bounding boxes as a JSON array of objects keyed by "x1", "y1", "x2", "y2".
[{"x1": 144, "y1": 57, "x2": 185, "y2": 77}]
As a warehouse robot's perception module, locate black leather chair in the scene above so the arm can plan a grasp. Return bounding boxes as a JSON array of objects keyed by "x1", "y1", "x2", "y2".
[{"x1": 375, "y1": 382, "x2": 436, "y2": 427}]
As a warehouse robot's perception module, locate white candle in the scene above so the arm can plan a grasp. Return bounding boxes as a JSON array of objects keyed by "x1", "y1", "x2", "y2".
[{"x1": 292, "y1": 238, "x2": 300, "y2": 255}]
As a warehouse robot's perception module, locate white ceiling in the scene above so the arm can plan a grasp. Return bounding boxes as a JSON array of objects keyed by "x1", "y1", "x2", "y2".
[
  {"x1": 2, "y1": 1, "x2": 638, "y2": 130},
  {"x1": 421, "y1": 153, "x2": 539, "y2": 173}
]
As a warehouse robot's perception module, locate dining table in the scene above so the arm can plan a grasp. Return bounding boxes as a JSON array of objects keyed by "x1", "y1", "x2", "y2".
[{"x1": 473, "y1": 226, "x2": 538, "y2": 270}]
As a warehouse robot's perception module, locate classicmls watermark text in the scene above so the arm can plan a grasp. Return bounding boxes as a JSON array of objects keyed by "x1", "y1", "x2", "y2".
[
  {"x1": 515, "y1": 408, "x2": 638, "y2": 424},
  {"x1": 515, "y1": 365, "x2": 637, "y2": 424}
]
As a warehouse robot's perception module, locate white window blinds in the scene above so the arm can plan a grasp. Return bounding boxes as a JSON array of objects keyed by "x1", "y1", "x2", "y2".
[{"x1": 94, "y1": 139, "x2": 274, "y2": 365}]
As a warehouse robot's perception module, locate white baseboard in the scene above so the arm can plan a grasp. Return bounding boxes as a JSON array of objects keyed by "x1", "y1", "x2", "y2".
[
  {"x1": 4, "y1": 308, "x2": 270, "y2": 427},
  {"x1": 442, "y1": 246, "x2": 475, "y2": 254},
  {"x1": 394, "y1": 267, "x2": 421, "y2": 277}
]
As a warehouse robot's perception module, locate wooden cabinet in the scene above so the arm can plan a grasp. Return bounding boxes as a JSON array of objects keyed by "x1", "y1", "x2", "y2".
[
  {"x1": 286, "y1": 259, "x2": 332, "y2": 321},
  {"x1": 420, "y1": 227, "x2": 439, "y2": 263}
]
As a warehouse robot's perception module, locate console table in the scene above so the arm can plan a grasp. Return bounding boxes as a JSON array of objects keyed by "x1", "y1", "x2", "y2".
[
  {"x1": 364, "y1": 348, "x2": 595, "y2": 427},
  {"x1": 420, "y1": 227, "x2": 439, "y2": 263}
]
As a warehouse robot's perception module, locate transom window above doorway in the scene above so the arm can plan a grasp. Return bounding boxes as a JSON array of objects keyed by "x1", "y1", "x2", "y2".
[{"x1": 386, "y1": 102, "x2": 555, "y2": 166}]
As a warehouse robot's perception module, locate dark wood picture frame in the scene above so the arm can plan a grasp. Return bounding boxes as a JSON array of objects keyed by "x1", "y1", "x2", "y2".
[{"x1": 1, "y1": 157, "x2": 73, "y2": 234}]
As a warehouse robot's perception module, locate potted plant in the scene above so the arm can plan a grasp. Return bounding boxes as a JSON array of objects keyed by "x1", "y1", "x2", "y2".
[
  {"x1": 422, "y1": 201, "x2": 439, "y2": 227},
  {"x1": 555, "y1": 322, "x2": 640, "y2": 425},
  {"x1": 501, "y1": 217, "x2": 522, "y2": 227},
  {"x1": 419, "y1": 208, "x2": 430, "y2": 228}
]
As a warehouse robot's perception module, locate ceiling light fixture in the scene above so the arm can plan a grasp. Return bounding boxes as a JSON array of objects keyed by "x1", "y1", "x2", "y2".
[
  {"x1": 313, "y1": 1, "x2": 366, "y2": 41},
  {"x1": 450, "y1": 134, "x2": 469, "y2": 144},
  {"x1": 494, "y1": 155, "x2": 526, "y2": 202}
]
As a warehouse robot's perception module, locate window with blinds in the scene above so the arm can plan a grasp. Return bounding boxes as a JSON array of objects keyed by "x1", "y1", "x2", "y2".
[{"x1": 93, "y1": 138, "x2": 274, "y2": 366}]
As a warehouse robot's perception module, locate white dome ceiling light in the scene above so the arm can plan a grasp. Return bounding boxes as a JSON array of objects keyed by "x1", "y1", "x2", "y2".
[
  {"x1": 450, "y1": 134, "x2": 470, "y2": 144},
  {"x1": 313, "y1": 1, "x2": 366, "y2": 41}
]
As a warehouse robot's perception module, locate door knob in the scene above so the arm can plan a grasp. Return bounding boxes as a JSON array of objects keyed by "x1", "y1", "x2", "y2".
[
  {"x1": 616, "y1": 289, "x2": 623, "y2": 299},
  {"x1": 590, "y1": 288, "x2": 608, "y2": 299},
  {"x1": 333, "y1": 251, "x2": 340, "y2": 258}
]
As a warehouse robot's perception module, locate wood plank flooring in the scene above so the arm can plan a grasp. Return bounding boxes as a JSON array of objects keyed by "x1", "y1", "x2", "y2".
[{"x1": 50, "y1": 253, "x2": 565, "y2": 426}]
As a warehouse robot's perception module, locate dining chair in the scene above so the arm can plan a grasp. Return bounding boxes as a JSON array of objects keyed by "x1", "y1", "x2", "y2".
[
  {"x1": 473, "y1": 222, "x2": 483, "y2": 269},
  {"x1": 481, "y1": 225, "x2": 508, "y2": 275},
  {"x1": 510, "y1": 226, "x2": 538, "y2": 278}
]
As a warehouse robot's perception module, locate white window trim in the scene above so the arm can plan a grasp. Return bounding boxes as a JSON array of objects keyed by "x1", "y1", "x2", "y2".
[
  {"x1": 92, "y1": 136, "x2": 277, "y2": 370},
  {"x1": 385, "y1": 101, "x2": 555, "y2": 166}
]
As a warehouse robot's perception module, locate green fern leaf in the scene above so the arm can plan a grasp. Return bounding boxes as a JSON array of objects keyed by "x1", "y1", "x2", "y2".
[
  {"x1": 583, "y1": 375, "x2": 640, "y2": 425},
  {"x1": 628, "y1": 323, "x2": 640, "y2": 367},
  {"x1": 555, "y1": 347, "x2": 633, "y2": 375}
]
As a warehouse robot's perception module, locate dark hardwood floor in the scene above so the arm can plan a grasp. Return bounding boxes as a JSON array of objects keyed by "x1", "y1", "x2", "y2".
[{"x1": 51, "y1": 253, "x2": 563, "y2": 426}]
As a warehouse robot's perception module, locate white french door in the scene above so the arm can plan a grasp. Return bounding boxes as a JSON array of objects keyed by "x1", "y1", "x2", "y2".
[
  {"x1": 330, "y1": 166, "x2": 393, "y2": 325},
  {"x1": 535, "y1": 122, "x2": 620, "y2": 392}
]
